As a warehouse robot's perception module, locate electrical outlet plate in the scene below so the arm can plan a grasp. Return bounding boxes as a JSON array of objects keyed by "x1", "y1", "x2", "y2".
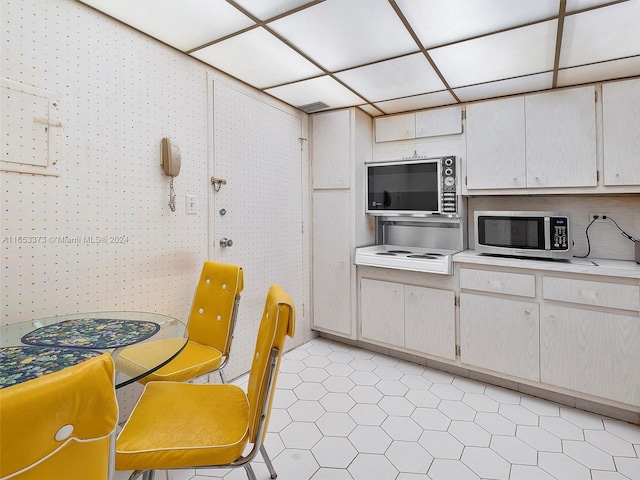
[
  {"x1": 185, "y1": 195, "x2": 196, "y2": 214},
  {"x1": 588, "y1": 212, "x2": 610, "y2": 222}
]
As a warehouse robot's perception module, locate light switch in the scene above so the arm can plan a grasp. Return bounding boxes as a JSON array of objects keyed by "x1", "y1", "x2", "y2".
[{"x1": 185, "y1": 195, "x2": 196, "y2": 214}]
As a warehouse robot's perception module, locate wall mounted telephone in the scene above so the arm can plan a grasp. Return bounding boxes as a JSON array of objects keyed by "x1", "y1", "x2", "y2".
[
  {"x1": 161, "y1": 138, "x2": 181, "y2": 177},
  {"x1": 161, "y1": 138, "x2": 181, "y2": 212}
]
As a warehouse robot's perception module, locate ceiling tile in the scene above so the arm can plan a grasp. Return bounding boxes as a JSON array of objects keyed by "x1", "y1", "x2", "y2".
[
  {"x1": 374, "y1": 91, "x2": 457, "y2": 115},
  {"x1": 565, "y1": 0, "x2": 618, "y2": 13},
  {"x1": 268, "y1": 0, "x2": 418, "y2": 71},
  {"x1": 335, "y1": 54, "x2": 445, "y2": 103},
  {"x1": 557, "y1": 56, "x2": 640, "y2": 87},
  {"x1": 560, "y1": 1, "x2": 640, "y2": 68},
  {"x1": 233, "y1": 0, "x2": 318, "y2": 21},
  {"x1": 429, "y1": 20, "x2": 557, "y2": 88},
  {"x1": 397, "y1": 0, "x2": 559, "y2": 48},
  {"x1": 453, "y1": 73, "x2": 553, "y2": 102},
  {"x1": 191, "y1": 28, "x2": 323, "y2": 89},
  {"x1": 79, "y1": 0, "x2": 254, "y2": 52},
  {"x1": 264, "y1": 76, "x2": 365, "y2": 110}
]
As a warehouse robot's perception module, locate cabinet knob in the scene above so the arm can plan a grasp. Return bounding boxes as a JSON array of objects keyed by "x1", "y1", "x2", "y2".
[{"x1": 219, "y1": 238, "x2": 233, "y2": 248}]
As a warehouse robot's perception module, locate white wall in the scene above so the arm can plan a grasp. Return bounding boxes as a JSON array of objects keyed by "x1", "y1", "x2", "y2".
[{"x1": 0, "y1": 0, "x2": 311, "y2": 383}]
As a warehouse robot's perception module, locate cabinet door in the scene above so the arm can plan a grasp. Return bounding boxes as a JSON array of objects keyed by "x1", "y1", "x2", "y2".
[
  {"x1": 540, "y1": 304, "x2": 640, "y2": 406},
  {"x1": 465, "y1": 97, "x2": 526, "y2": 189},
  {"x1": 415, "y1": 106, "x2": 462, "y2": 138},
  {"x1": 360, "y1": 278, "x2": 404, "y2": 346},
  {"x1": 312, "y1": 190, "x2": 352, "y2": 335},
  {"x1": 460, "y1": 293, "x2": 540, "y2": 381},
  {"x1": 405, "y1": 285, "x2": 455, "y2": 360},
  {"x1": 374, "y1": 113, "x2": 415, "y2": 142},
  {"x1": 312, "y1": 110, "x2": 351, "y2": 189},
  {"x1": 602, "y1": 78, "x2": 640, "y2": 186},
  {"x1": 525, "y1": 86, "x2": 597, "y2": 188}
]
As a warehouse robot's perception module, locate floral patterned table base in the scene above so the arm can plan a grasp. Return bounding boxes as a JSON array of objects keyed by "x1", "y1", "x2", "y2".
[
  {"x1": 0, "y1": 346, "x2": 103, "y2": 388},
  {"x1": 21, "y1": 318, "x2": 160, "y2": 349}
]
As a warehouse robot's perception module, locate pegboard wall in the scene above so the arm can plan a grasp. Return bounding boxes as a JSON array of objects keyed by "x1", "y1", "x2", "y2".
[{"x1": 1, "y1": 0, "x2": 311, "y2": 418}]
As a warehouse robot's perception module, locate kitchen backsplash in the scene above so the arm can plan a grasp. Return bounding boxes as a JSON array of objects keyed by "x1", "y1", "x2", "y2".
[{"x1": 468, "y1": 194, "x2": 640, "y2": 261}]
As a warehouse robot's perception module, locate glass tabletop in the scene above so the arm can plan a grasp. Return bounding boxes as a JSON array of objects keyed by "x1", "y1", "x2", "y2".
[{"x1": 0, "y1": 311, "x2": 187, "y2": 389}]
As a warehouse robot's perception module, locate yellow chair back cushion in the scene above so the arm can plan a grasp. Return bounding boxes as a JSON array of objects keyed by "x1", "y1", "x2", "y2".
[
  {"x1": 187, "y1": 261, "x2": 243, "y2": 354},
  {"x1": 246, "y1": 285, "x2": 295, "y2": 441},
  {"x1": 0, "y1": 353, "x2": 118, "y2": 480}
]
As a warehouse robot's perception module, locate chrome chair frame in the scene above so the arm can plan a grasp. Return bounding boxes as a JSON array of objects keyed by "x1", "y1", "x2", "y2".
[
  {"x1": 191, "y1": 292, "x2": 241, "y2": 384},
  {"x1": 127, "y1": 346, "x2": 280, "y2": 480}
]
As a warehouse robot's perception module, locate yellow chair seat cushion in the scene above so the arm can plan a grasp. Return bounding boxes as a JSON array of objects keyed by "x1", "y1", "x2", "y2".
[
  {"x1": 117, "y1": 340, "x2": 223, "y2": 384},
  {"x1": 116, "y1": 382, "x2": 249, "y2": 471}
]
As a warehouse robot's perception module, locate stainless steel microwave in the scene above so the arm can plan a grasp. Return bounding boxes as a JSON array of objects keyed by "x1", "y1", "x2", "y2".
[
  {"x1": 475, "y1": 211, "x2": 572, "y2": 259},
  {"x1": 365, "y1": 156, "x2": 458, "y2": 216}
]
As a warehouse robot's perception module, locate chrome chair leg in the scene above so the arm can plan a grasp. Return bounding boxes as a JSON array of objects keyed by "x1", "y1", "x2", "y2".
[
  {"x1": 260, "y1": 445, "x2": 277, "y2": 479},
  {"x1": 142, "y1": 470, "x2": 155, "y2": 480},
  {"x1": 243, "y1": 463, "x2": 257, "y2": 480},
  {"x1": 219, "y1": 369, "x2": 227, "y2": 384}
]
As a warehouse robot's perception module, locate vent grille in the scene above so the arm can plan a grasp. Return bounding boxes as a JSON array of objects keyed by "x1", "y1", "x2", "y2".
[{"x1": 298, "y1": 101, "x2": 329, "y2": 113}]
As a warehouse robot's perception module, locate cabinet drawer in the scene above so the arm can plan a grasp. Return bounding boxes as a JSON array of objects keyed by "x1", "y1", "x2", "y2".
[
  {"x1": 460, "y1": 268, "x2": 535, "y2": 297},
  {"x1": 543, "y1": 277, "x2": 639, "y2": 311}
]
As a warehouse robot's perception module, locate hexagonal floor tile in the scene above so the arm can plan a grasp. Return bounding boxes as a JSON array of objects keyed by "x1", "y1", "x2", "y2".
[{"x1": 311, "y1": 436, "x2": 357, "y2": 468}]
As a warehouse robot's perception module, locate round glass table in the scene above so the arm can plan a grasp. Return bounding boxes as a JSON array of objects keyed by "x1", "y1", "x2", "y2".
[{"x1": 0, "y1": 311, "x2": 187, "y2": 389}]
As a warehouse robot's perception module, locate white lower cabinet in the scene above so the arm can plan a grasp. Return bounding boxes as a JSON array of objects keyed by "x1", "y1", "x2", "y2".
[
  {"x1": 457, "y1": 262, "x2": 640, "y2": 410},
  {"x1": 312, "y1": 190, "x2": 352, "y2": 335},
  {"x1": 360, "y1": 278, "x2": 404, "y2": 347},
  {"x1": 360, "y1": 278, "x2": 455, "y2": 360},
  {"x1": 540, "y1": 275, "x2": 640, "y2": 407},
  {"x1": 540, "y1": 304, "x2": 640, "y2": 407},
  {"x1": 460, "y1": 293, "x2": 540, "y2": 381},
  {"x1": 405, "y1": 285, "x2": 455, "y2": 360}
]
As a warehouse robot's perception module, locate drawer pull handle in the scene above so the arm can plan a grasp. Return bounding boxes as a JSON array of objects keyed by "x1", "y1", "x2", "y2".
[{"x1": 579, "y1": 290, "x2": 598, "y2": 302}]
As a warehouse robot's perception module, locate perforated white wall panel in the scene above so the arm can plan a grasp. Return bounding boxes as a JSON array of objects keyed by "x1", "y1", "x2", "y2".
[{"x1": 1, "y1": 0, "x2": 310, "y2": 416}]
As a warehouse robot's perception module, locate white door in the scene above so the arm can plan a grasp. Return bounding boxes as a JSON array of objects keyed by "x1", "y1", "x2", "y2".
[{"x1": 212, "y1": 82, "x2": 304, "y2": 378}]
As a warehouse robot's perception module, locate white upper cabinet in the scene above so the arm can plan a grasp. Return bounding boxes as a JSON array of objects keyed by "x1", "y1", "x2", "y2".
[
  {"x1": 415, "y1": 106, "x2": 462, "y2": 138},
  {"x1": 375, "y1": 113, "x2": 415, "y2": 143},
  {"x1": 466, "y1": 97, "x2": 526, "y2": 189},
  {"x1": 525, "y1": 86, "x2": 597, "y2": 188},
  {"x1": 375, "y1": 106, "x2": 462, "y2": 142},
  {"x1": 466, "y1": 85, "x2": 597, "y2": 191},
  {"x1": 602, "y1": 78, "x2": 640, "y2": 186},
  {"x1": 312, "y1": 109, "x2": 351, "y2": 189}
]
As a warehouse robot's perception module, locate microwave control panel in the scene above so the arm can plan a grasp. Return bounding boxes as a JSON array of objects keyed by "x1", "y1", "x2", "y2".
[
  {"x1": 551, "y1": 216, "x2": 569, "y2": 250},
  {"x1": 441, "y1": 156, "x2": 457, "y2": 214}
]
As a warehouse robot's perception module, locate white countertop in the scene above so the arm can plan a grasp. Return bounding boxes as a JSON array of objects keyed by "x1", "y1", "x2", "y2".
[{"x1": 453, "y1": 250, "x2": 640, "y2": 279}]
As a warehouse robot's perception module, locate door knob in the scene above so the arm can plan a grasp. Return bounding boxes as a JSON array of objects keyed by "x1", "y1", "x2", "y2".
[{"x1": 219, "y1": 238, "x2": 233, "y2": 248}]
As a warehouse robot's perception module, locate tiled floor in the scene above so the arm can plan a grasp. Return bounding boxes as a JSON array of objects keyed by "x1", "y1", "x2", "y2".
[{"x1": 116, "y1": 337, "x2": 640, "y2": 480}]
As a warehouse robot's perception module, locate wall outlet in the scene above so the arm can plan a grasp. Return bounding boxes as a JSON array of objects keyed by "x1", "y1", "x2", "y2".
[
  {"x1": 185, "y1": 195, "x2": 196, "y2": 214},
  {"x1": 588, "y1": 212, "x2": 610, "y2": 222}
]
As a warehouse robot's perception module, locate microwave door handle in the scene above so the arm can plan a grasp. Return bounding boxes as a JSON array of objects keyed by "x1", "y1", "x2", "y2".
[{"x1": 544, "y1": 217, "x2": 551, "y2": 250}]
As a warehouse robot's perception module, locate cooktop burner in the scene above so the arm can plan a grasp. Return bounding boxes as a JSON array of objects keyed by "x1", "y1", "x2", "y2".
[{"x1": 354, "y1": 244, "x2": 459, "y2": 275}]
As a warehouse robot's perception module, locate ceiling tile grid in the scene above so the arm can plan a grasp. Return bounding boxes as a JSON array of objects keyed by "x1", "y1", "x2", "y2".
[{"x1": 79, "y1": 0, "x2": 640, "y2": 115}]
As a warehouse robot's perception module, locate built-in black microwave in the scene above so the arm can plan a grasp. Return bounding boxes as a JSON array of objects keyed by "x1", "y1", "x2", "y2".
[
  {"x1": 365, "y1": 157, "x2": 457, "y2": 216},
  {"x1": 475, "y1": 211, "x2": 572, "y2": 259}
]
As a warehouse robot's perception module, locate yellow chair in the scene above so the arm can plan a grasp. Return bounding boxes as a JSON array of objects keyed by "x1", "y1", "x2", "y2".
[
  {"x1": 0, "y1": 353, "x2": 118, "y2": 480},
  {"x1": 117, "y1": 261, "x2": 243, "y2": 384},
  {"x1": 116, "y1": 285, "x2": 296, "y2": 480}
]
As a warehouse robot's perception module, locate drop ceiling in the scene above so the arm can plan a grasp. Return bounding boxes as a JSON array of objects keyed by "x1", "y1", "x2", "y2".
[{"x1": 78, "y1": 0, "x2": 640, "y2": 116}]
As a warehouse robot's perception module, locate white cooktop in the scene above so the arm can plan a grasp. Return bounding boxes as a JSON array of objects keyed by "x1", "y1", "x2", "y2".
[{"x1": 354, "y1": 244, "x2": 459, "y2": 275}]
